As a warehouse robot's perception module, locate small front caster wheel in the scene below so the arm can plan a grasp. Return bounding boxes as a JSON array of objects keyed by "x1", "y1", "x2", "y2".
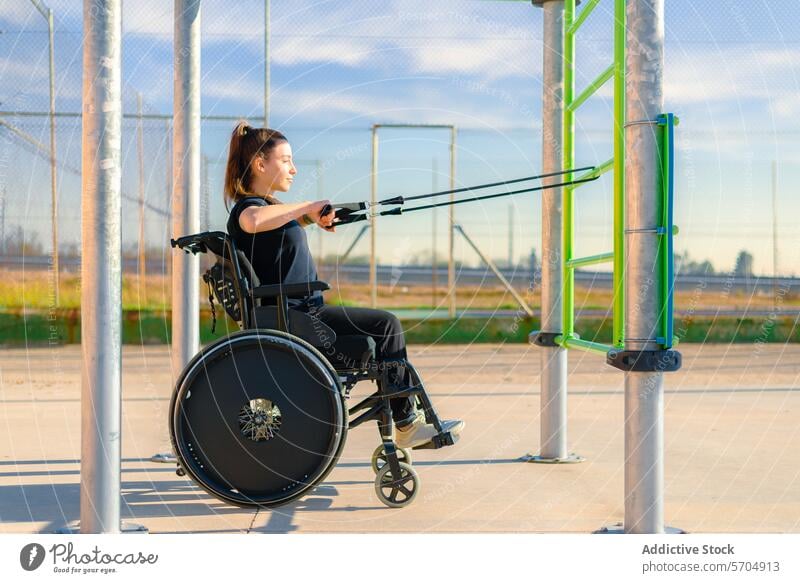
[
  {"x1": 374, "y1": 461, "x2": 419, "y2": 508},
  {"x1": 176, "y1": 465, "x2": 186, "y2": 477},
  {"x1": 371, "y1": 444, "x2": 412, "y2": 474}
]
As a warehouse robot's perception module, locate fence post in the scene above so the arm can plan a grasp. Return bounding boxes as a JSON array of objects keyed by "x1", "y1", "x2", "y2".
[
  {"x1": 527, "y1": 0, "x2": 582, "y2": 464},
  {"x1": 79, "y1": 0, "x2": 123, "y2": 533},
  {"x1": 172, "y1": 0, "x2": 202, "y2": 382},
  {"x1": 624, "y1": 0, "x2": 672, "y2": 534}
]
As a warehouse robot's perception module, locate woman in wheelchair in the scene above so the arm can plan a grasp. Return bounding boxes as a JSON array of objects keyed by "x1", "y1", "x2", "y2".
[{"x1": 223, "y1": 121, "x2": 464, "y2": 450}]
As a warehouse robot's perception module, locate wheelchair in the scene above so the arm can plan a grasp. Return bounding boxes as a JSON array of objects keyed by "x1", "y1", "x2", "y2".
[{"x1": 169, "y1": 231, "x2": 458, "y2": 508}]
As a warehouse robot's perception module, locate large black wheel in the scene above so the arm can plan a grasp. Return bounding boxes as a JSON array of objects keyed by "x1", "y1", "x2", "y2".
[{"x1": 169, "y1": 329, "x2": 347, "y2": 508}]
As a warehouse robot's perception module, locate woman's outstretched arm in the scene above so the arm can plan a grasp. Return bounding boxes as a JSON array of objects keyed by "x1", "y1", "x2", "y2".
[{"x1": 239, "y1": 200, "x2": 331, "y2": 233}]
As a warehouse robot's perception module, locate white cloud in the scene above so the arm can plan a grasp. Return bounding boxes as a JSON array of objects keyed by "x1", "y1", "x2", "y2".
[
  {"x1": 665, "y1": 47, "x2": 800, "y2": 114},
  {"x1": 121, "y1": 0, "x2": 541, "y2": 80},
  {"x1": 0, "y1": 3, "x2": 37, "y2": 27}
]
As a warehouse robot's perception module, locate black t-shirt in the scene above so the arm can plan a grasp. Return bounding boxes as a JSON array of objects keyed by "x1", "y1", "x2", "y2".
[{"x1": 226, "y1": 197, "x2": 323, "y2": 309}]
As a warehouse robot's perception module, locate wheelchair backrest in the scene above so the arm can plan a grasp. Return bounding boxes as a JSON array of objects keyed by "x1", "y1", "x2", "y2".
[
  {"x1": 177, "y1": 231, "x2": 337, "y2": 346},
  {"x1": 203, "y1": 259, "x2": 245, "y2": 324}
]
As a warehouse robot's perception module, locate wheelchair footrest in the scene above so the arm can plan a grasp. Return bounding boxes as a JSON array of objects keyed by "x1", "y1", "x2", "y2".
[{"x1": 412, "y1": 431, "x2": 458, "y2": 450}]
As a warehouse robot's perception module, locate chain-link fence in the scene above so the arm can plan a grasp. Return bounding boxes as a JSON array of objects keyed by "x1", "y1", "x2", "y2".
[{"x1": 2, "y1": 0, "x2": 800, "y2": 296}]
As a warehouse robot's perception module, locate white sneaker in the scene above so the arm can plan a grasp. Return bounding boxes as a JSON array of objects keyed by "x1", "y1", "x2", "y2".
[{"x1": 395, "y1": 416, "x2": 465, "y2": 449}]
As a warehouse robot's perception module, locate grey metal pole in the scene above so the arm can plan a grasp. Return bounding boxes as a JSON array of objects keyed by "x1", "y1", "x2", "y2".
[
  {"x1": 172, "y1": 0, "x2": 201, "y2": 382},
  {"x1": 370, "y1": 127, "x2": 378, "y2": 308},
  {"x1": 165, "y1": 119, "x2": 172, "y2": 278},
  {"x1": 79, "y1": 0, "x2": 122, "y2": 534},
  {"x1": 527, "y1": 0, "x2": 581, "y2": 465},
  {"x1": 264, "y1": 0, "x2": 270, "y2": 127},
  {"x1": 772, "y1": 160, "x2": 778, "y2": 309},
  {"x1": 432, "y1": 157, "x2": 438, "y2": 308},
  {"x1": 0, "y1": 187, "x2": 5, "y2": 255},
  {"x1": 137, "y1": 93, "x2": 146, "y2": 303},
  {"x1": 202, "y1": 154, "x2": 210, "y2": 231},
  {"x1": 30, "y1": 1, "x2": 60, "y2": 304},
  {"x1": 48, "y1": 8, "x2": 59, "y2": 306},
  {"x1": 508, "y1": 204, "x2": 513, "y2": 268},
  {"x1": 448, "y1": 127, "x2": 456, "y2": 318},
  {"x1": 317, "y1": 159, "x2": 323, "y2": 269},
  {"x1": 624, "y1": 0, "x2": 666, "y2": 534}
]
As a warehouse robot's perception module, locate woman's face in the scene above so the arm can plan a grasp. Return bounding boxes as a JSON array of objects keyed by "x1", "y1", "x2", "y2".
[{"x1": 252, "y1": 141, "x2": 297, "y2": 193}]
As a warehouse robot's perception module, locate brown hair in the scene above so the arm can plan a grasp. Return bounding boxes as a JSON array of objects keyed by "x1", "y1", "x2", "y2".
[{"x1": 223, "y1": 121, "x2": 288, "y2": 209}]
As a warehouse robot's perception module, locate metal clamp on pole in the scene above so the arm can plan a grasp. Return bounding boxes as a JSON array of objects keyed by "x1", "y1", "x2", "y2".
[
  {"x1": 528, "y1": 330, "x2": 561, "y2": 347},
  {"x1": 606, "y1": 349, "x2": 682, "y2": 372}
]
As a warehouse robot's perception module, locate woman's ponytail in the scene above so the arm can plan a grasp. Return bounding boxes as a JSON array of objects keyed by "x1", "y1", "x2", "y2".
[{"x1": 223, "y1": 121, "x2": 288, "y2": 209}]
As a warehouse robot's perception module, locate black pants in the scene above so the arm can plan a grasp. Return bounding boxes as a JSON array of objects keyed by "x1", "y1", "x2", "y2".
[{"x1": 307, "y1": 304, "x2": 417, "y2": 426}]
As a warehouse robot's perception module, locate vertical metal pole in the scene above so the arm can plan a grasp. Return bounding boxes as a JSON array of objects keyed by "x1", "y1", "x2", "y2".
[
  {"x1": 508, "y1": 204, "x2": 513, "y2": 267},
  {"x1": 80, "y1": 0, "x2": 122, "y2": 533},
  {"x1": 772, "y1": 160, "x2": 778, "y2": 308},
  {"x1": 0, "y1": 187, "x2": 5, "y2": 255},
  {"x1": 370, "y1": 127, "x2": 378, "y2": 308},
  {"x1": 137, "y1": 93, "x2": 146, "y2": 304},
  {"x1": 264, "y1": 0, "x2": 270, "y2": 127},
  {"x1": 448, "y1": 127, "x2": 456, "y2": 318},
  {"x1": 317, "y1": 159, "x2": 323, "y2": 269},
  {"x1": 165, "y1": 119, "x2": 172, "y2": 278},
  {"x1": 48, "y1": 8, "x2": 59, "y2": 306},
  {"x1": 172, "y1": 0, "x2": 201, "y2": 381},
  {"x1": 529, "y1": 0, "x2": 580, "y2": 464},
  {"x1": 432, "y1": 157, "x2": 438, "y2": 307},
  {"x1": 624, "y1": 0, "x2": 665, "y2": 534},
  {"x1": 201, "y1": 154, "x2": 210, "y2": 231}
]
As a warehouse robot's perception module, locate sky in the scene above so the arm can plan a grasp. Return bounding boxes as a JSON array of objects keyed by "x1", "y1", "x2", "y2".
[{"x1": 2, "y1": 0, "x2": 800, "y2": 274}]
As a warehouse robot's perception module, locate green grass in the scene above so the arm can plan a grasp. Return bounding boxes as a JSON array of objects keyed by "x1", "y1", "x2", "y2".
[{"x1": 2, "y1": 309, "x2": 798, "y2": 346}]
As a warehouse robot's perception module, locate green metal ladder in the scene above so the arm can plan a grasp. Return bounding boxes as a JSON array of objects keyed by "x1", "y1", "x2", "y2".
[{"x1": 559, "y1": 0, "x2": 677, "y2": 355}]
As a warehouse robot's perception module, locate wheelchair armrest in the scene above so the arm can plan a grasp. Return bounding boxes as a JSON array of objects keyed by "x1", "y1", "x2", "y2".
[
  {"x1": 170, "y1": 231, "x2": 227, "y2": 256},
  {"x1": 252, "y1": 280, "x2": 330, "y2": 299}
]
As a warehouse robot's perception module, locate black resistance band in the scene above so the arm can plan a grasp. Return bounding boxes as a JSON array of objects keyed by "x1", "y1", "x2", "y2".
[{"x1": 321, "y1": 165, "x2": 600, "y2": 225}]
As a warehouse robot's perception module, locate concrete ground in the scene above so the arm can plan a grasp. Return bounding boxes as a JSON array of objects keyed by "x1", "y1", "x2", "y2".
[{"x1": 1, "y1": 342, "x2": 798, "y2": 533}]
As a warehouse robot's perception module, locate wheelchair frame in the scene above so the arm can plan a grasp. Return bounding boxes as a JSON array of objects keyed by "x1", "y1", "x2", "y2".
[{"x1": 171, "y1": 231, "x2": 457, "y2": 508}]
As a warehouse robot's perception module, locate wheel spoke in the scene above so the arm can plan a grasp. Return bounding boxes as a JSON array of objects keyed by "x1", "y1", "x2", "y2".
[{"x1": 399, "y1": 484, "x2": 412, "y2": 497}]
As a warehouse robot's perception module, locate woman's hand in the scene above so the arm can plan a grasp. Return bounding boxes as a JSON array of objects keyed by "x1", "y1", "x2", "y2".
[{"x1": 310, "y1": 200, "x2": 336, "y2": 232}]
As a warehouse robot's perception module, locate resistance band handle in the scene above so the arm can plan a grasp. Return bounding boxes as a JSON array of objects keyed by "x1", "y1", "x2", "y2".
[
  {"x1": 330, "y1": 208, "x2": 369, "y2": 225},
  {"x1": 379, "y1": 207, "x2": 403, "y2": 217},
  {"x1": 379, "y1": 196, "x2": 405, "y2": 206}
]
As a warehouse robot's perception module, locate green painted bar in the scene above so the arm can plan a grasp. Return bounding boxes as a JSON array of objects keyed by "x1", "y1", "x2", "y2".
[
  {"x1": 574, "y1": 157, "x2": 614, "y2": 182},
  {"x1": 566, "y1": 63, "x2": 615, "y2": 112},
  {"x1": 563, "y1": 0, "x2": 576, "y2": 339},
  {"x1": 660, "y1": 115, "x2": 672, "y2": 347},
  {"x1": 566, "y1": 251, "x2": 614, "y2": 269},
  {"x1": 560, "y1": 336, "x2": 613, "y2": 355},
  {"x1": 612, "y1": 0, "x2": 626, "y2": 348},
  {"x1": 567, "y1": 0, "x2": 601, "y2": 35}
]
